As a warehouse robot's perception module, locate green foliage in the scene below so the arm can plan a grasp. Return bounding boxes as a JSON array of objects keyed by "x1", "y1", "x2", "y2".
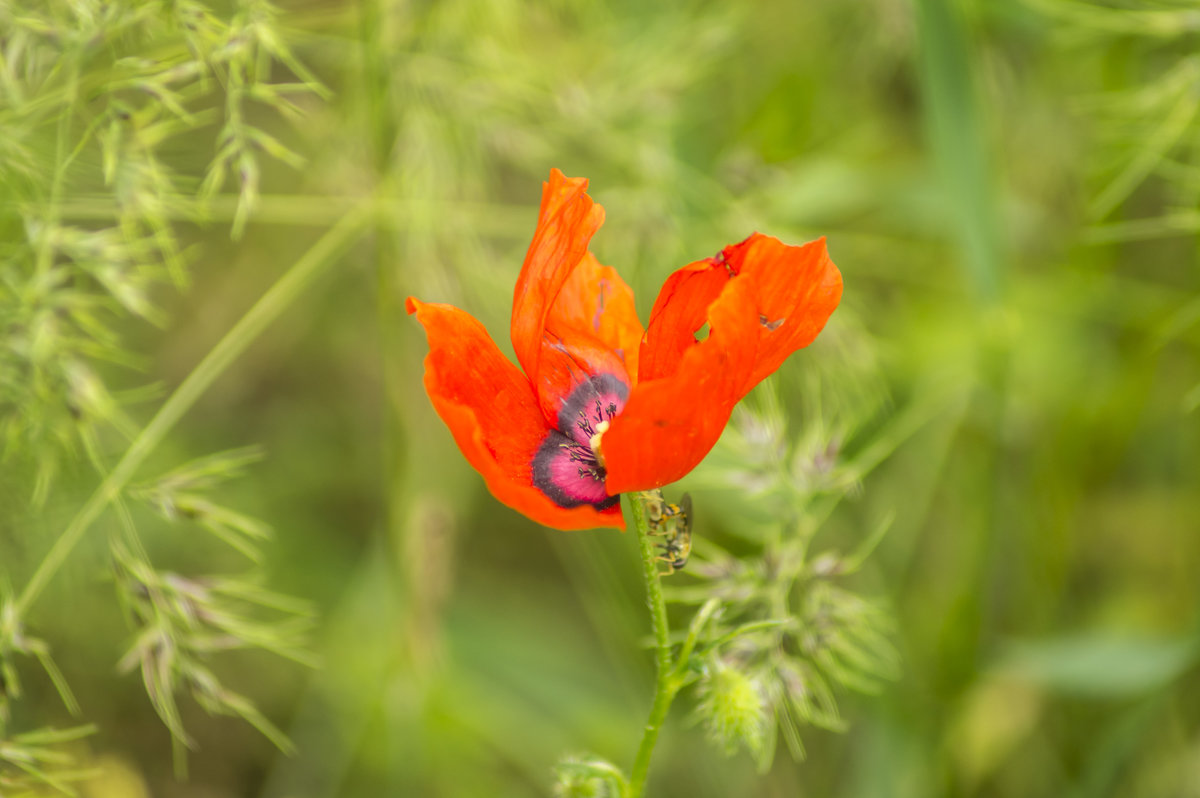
[
  {"x1": 0, "y1": 0, "x2": 324, "y2": 497},
  {"x1": 656, "y1": 388, "x2": 901, "y2": 772},
  {"x1": 131, "y1": 448, "x2": 273, "y2": 560},
  {"x1": 0, "y1": 724, "x2": 97, "y2": 798},
  {"x1": 1, "y1": 602, "x2": 94, "y2": 797},
  {"x1": 111, "y1": 545, "x2": 312, "y2": 751},
  {"x1": 553, "y1": 754, "x2": 628, "y2": 798},
  {"x1": 0, "y1": 0, "x2": 324, "y2": 791}
]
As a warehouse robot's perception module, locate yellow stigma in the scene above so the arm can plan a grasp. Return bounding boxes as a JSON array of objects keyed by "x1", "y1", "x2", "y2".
[{"x1": 589, "y1": 420, "x2": 610, "y2": 467}]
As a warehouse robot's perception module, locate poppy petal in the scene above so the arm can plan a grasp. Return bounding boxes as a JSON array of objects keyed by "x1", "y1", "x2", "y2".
[
  {"x1": 532, "y1": 325, "x2": 633, "y2": 426},
  {"x1": 510, "y1": 169, "x2": 605, "y2": 400},
  {"x1": 600, "y1": 277, "x2": 760, "y2": 493},
  {"x1": 546, "y1": 252, "x2": 644, "y2": 381},
  {"x1": 637, "y1": 256, "x2": 732, "y2": 382},
  {"x1": 638, "y1": 234, "x2": 842, "y2": 397},
  {"x1": 407, "y1": 297, "x2": 624, "y2": 531},
  {"x1": 731, "y1": 234, "x2": 842, "y2": 390},
  {"x1": 603, "y1": 235, "x2": 841, "y2": 493}
]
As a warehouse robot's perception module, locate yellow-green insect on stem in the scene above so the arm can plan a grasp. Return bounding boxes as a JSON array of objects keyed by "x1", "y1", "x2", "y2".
[{"x1": 634, "y1": 490, "x2": 694, "y2": 575}]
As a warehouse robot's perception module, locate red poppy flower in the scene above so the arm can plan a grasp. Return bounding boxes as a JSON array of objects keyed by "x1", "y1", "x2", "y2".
[{"x1": 406, "y1": 170, "x2": 842, "y2": 531}]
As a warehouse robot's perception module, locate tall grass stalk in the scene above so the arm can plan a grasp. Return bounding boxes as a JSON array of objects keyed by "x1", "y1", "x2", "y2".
[{"x1": 17, "y1": 204, "x2": 373, "y2": 615}]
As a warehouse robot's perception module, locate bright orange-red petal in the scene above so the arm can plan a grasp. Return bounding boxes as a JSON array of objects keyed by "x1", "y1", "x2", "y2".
[
  {"x1": 407, "y1": 297, "x2": 624, "y2": 531},
  {"x1": 638, "y1": 258, "x2": 731, "y2": 382},
  {"x1": 601, "y1": 278, "x2": 759, "y2": 493},
  {"x1": 639, "y1": 234, "x2": 842, "y2": 398},
  {"x1": 603, "y1": 234, "x2": 842, "y2": 493},
  {"x1": 510, "y1": 170, "x2": 605, "y2": 406},
  {"x1": 531, "y1": 324, "x2": 633, "y2": 427},
  {"x1": 546, "y1": 252, "x2": 644, "y2": 381},
  {"x1": 732, "y1": 234, "x2": 842, "y2": 390},
  {"x1": 529, "y1": 249, "x2": 642, "y2": 424}
]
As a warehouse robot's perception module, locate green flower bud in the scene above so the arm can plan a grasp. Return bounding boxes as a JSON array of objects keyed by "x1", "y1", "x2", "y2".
[{"x1": 697, "y1": 660, "x2": 767, "y2": 757}]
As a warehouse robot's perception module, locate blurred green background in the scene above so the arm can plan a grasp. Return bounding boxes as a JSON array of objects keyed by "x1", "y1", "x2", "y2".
[{"x1": 4, "y1": 0, "x2": 1200, "y2": 796}]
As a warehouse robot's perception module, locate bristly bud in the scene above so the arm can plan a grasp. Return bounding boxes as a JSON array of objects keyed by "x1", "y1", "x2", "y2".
[{"x1": 695, "y1": 659, "x2": 767, "y2": 758}]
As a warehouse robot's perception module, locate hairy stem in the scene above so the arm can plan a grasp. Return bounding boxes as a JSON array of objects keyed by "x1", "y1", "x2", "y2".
[
  {"x1": 627, "y1": 493, "x2": 677, "y2": 798},
  {"x1": 16, "y1": 206, "x2": 373, "y2": 614}
]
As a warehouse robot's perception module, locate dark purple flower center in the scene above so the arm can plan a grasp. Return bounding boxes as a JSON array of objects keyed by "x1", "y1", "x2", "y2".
[{"x1": 532, "y1": 374, "x2": 628, "y2": 510}]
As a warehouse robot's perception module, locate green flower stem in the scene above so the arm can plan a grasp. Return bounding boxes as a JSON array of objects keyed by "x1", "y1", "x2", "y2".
[
  {"x1": 16, "y1": 204, "x2": 374, "y2": 615},
  {"x1": 627, "y1": 493, "x2": 678, "y2": 798}
]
